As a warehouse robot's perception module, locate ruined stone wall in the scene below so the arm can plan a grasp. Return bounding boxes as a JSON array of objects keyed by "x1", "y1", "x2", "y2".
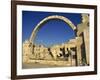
[{"x1": 23, "y1": 14, "x2": 90, "y2": 66}]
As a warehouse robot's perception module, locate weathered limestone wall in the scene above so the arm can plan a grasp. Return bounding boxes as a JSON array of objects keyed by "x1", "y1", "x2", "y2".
[
  {"x1": 50, "y1": 45, "x2": 63, "y2": 60},
  {"x1": 23, "y1": 40, "x2": 33, "y2": 63},
  {"x1": 76, "y1": 37, "x2": 83, "y2": 66},
  {"x1": 23, "y1": 14, "x2": 90, "y2": 67},
  {"x1": 83, "y1": 27, "x2": 90, "y2": 65},
  {"x1": 33, "y1": 45, "x2": 52, "y2": 60}
]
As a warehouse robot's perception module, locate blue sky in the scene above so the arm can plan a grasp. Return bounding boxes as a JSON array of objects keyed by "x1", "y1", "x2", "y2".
[{"x1": 22, "y1": 11, "x2": 81, "y2": 47}]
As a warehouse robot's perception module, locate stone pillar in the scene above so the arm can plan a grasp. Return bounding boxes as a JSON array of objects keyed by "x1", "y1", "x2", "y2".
[
  {"x1": 76, "y1": 37, "x2": 83, "y2": 66},
  {"x1": 72, "y1": 59, "x2": 76, "y2": 66},
  {"x1": 76, "y1": 45, "x2": 82, "y2": 66},
  {"x1": 71, "y1": 50, "x2": 76, "y2": 66},
  {"x1": 83, "y1": 27, "x2": 90, "y2": 65},
  {"x1": 76, "y1": 14, "x2": 89, "y2": 66}
]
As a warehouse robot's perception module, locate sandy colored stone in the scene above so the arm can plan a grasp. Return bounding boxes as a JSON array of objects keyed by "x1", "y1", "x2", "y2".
[{"x1": 23, "y1": 14, "x2": 90, "y2": 67}]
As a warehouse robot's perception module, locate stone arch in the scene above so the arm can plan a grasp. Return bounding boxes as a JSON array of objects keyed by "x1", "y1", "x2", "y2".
[{"x1": 29, "y1": 15, "x2": 77, "y2": 42}]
